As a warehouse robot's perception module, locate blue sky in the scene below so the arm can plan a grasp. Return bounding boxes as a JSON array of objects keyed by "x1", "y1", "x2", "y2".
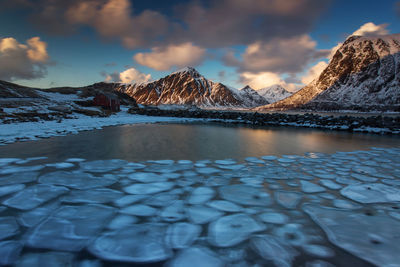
[{"x1": 0, "y1": 0, "x2": 399, "y2": 90}]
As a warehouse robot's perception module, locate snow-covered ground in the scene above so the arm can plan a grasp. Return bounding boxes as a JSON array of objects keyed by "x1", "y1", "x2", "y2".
[
  {"x1": 0, "y1": 147, "x2": 399, "y2": 265},
  {"x1": 0, "y1": 107, "x2": 199, "y2": 145}
]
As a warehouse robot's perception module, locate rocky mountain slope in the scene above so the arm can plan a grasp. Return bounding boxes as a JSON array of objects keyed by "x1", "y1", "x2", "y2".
[
  {"x1": 257, "y1": 34, "x2": 400, "y2": 111},
  {"x1": 118, "y1": 67, "x2": 267, "y2": 108},
  {"x1": 256, "y1": 85, "x2": 293, "y2": 104},
  {"x1": 239, "y1": 86, "x2": 269, "y2": 106}
]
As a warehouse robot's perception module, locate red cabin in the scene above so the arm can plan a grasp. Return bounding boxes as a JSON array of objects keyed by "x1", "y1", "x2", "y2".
[{"x1": 93, "y1": 93, "x2": 120, "y2": 112}]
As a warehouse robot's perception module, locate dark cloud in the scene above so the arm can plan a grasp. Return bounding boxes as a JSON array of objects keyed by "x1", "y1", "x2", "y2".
[
  {"x1": 218, "y1": 70, "x2": 226, "y2": 80},
  {"x1": 3, "y1": 0, "x2": 332, "y2": 50}
]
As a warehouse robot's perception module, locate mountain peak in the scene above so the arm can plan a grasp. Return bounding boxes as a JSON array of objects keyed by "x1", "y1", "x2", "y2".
[{"x1": 171, "y1": 67, "x2": 201, "y2": 77}]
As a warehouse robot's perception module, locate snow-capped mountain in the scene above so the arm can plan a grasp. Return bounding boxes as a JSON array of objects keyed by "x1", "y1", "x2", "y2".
[
  {"x1": 118, "y1": 67, "x2": 266, "y2": 108},
  {"x1": 256, "y1": 85, "x2": 293, "y2": 104},
  {"x1": 258, "y1": 34, "x2": 400, "y2": 111},
  {"x1": 239, "y1": 85, "x2": 269, "y2": 106}
]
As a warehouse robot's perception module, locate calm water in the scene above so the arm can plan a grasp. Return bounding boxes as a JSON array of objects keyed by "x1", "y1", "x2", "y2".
[{"x1": 0, "y1": 123, "x2": 399, "y2": 161}]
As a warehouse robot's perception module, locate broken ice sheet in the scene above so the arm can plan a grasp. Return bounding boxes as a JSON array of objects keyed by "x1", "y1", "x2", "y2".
[
  {"x1": 128, "y1": 172, "x2": 168, "y2": 182},
  {"x1": 16, "y1": 252, "x2": 75, "y2": 267},
  {"x1": 89, "y1": 224, "x2": 172, "y2": 263},
  {"x1": 25, "y1": 204, "x2": 116, "y2": 251},
  {"x1": 303, "y1": 204, "x2": 400, "y2": 267},
  {"x1": 165, "y1": 222, "x2": 201, "y2": 249},
  {"x1": 219, "y1": 184, "x2": 271, "y2": 206},
  {"x1": 79, "y1": 159, "x2": 127, "y2": 172},
  {"x1": 18, "y1": 201, "x2": 61, "y2": 227},
  {"x1": 187, "y1": 186, "x2": 215, "y2": 205},
  {"x1": 275, "y1": 191, "x2": 302, "y2": 209},
  {"x1": 208, "y1": 213, "x2": 266, "y2": 247},
  {"x1": 251, "y1": 235, "x2": 298, "y2": 267},
  {"x1": 61, "y1": 188, "x2": 123, "y2": 204},
  {"x1": 340, "y1": 183, "x2": 400, "y2": 203},
  {"x1": 0, "y1": 171, "x2": 38, "y2": 186},
  {"x1": 186, "y1": 205, "x2": 223, "y2": 224},
  {"x1": 124, "y1": 181, "x2": 174, "y2": 194},
  {"x1": 39, "y1": 171, "x2": 117, "y2": 189},
  {"x1": 3, "y1": 184, "x2": 69, "y2": 210},
  {"x1": 300, "y1": 181, "x2": 326, "y2": 193},
  {"x1": 258, "y1": 212, "x2": 289, "y2": 224},
  {"x1": 0, "y1": 241, "x2": 23, "y2": 265},
  {"x1": 0, "y1": 217, "x2": 19, "y2": 240},
  {"x1": 168, "y1": 247, "x2": 224, "y2": 267},
  {"x1": 160, "y1": 200, "x2": 186, "y2": 222},
  {"x1": 207, "y1": 200, "x2": 243, "y2": 212},
  {"x1": 0, "y1": 184, "x2": 25, "y2": 197},
  {"x1": 120, "y1": 204, "x2": 157, "y2": 216}
]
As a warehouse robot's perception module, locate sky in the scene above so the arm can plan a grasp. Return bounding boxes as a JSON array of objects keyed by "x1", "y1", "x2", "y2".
[{"x1": 0, "y1": 0, "x2": 399, "y2": 91}]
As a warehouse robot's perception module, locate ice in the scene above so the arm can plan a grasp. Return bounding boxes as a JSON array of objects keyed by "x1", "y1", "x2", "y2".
[
  {"x1": 145, "y1": 191, "x2": 180, "y2": 207},
  {"x1": 258, "y1": 212, "x2": 289, "y2": 224},
  {"x1": 302, "y1": 244, "x2": 335, "y2": 258},
  {"x1": 208, "y1": 213, "x2": 265, "y2": 247},
  {"x1": 0, "y1": 171, "x2": 38, "y2": 186},
  {"x1": 341, "y1": 183, "x2": 400, "y2": 203},
  {"x1": 303, "y1": 204, "x2": 400, "y2": 267},
  {"x1": 239, "y1": 177, "x2": 264, "y2": 187},
  {"x1": 178, "y1": 160, "x2": 193, "y2": 164},
  {"x1": 25, "y1": 204, "x2": 116, "y2": 251},
  {"x1": 16, "y1": 252, "x2": 75, "y2": 267},
  {"x1": 333, "y1": 199, "x2": 362, "y2": 209},
  {"x1": 250, "y1": 235, "x2": 298, "y2": 267},
  {"x1": 39, "y1": 171, "x2": 117, "y2": 189},
  {"x1": 351, "y1": 173, "x2": 378, "y2": 182},
  {"x1": 128, "y1": 172, "x2": 168, "y2": 182},
  {"x1": 205, "y1": 176, "x2": 231, "y2": 186},
  {"x1": 168, "y1": 247, "x2": 223, "y2": 267},
  {"x1": 0, "y1": 184, "x2": 25, "y2": 197},
  {"x1": 3, "y1": 184, "x2": 69, "y2": 210},
  {"x1": 274, "y1": 224, "x2": 307, "y2": 246},
  {"x1": 165, "y1": 222, "x2": 201, "y2": 249},
  {"x1": 304, "y1": 260, "x2": 335, "y2": 267},
  {"x1": 186, "y1": 205, "x2": 223, "y2": 224},
  {"x1": 161, "y1": 200, "x2": 186, "y2": 222},
  {"x1": 219, "y1": 185, "x2": 271, "y2": 206},
  {"x1": 196, "y1": 167, "x2": 220, "y2": 174},
  {"x1": 66, "y1": 158, "x2": 85, "y2": 163},
  {"x1": 124, "y1": 182, "x2": 174, "y2": 194},
  {"x1": 278, "y1": 158, "x2": 295, "y2": 163},
  {"x1": 80, "y1": 159, "x2": 127, "y2": 172},
  {"x1": 261, "y1": 155, "x2": 278, "y2": 160},
  {"x1": 0, "y1": 158, "x2": 20, "y2": 165},
  {"x1": 0, "y1": 217, "x2": 19, "y2": 240},
  {"x1": 275, "y1": 191, "x2": 302, "y2": 209},
  {"x1": 121, "y1": 204, "x2": 157, "y2": 216},
  {"x1": 245, "y1": 157, "x2": 264, "y2": 164},
  {"x1": 108, "y1": 215, "x2": 138, "y2": 230},
  {"x1": 217, "y1": 164, "x2": 245, "y2": 170},
  {"x1": 335, "y1": 177, "x2": 360, "y2": 185},
  {"x1": 18, "y1": 201, "x2": 60, "y2": 227},
  {"x1": 382, "y1": 179, "x2": 400, "y2": 187},
  {"x1": 62, "y1": 188, "x2": 123, "y2": 204},
  {"x1": 300, "y1": 181, "x2": 326, "y2": 193},
  {"x1": 0, "y1": 165, "x2": 44, "y2": 175},
  {"x1": 0, "y1": 241, "x2": 23, "y2": 265},
  {"x1": 113, "y1": 195, "x2": 147, "y2": 207},
  {"x1": 215, "y1": 159, "x2": 237, "y2": 165},
  {"x1": 319, "y1": 180, "x2": 342, "y2": 190},
  {"x1": 45, "y1": 162, "x2": 75, "y2": 169},
  {"x1": 207, "y1": 200, "x2": 243, "y2": 212},
  {"x1": 89, "y1": 224, "x2": 172, "y2": 263},
  {"x1": 187, "y1": 187, "x2": 215, "y2": 204}
]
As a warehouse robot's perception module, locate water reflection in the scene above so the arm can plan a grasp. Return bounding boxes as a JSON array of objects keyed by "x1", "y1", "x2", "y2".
[{"x1": 0, "y1": 123, "x2": 399, "y2": 162}]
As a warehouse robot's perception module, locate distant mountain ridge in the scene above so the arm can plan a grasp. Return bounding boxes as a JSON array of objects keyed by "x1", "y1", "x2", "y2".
[
  {"x1": 117, "y1": 67, "x2": 268, "y2": 108},
  {"x1": 256, "y1": 85, "x2": 293, "y2": 104},
  {"x1": 257, "y1": 34, "x2": 400, "y2": 111}
]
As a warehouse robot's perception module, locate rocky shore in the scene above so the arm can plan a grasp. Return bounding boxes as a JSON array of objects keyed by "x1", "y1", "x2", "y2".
[{"x1": 129, "y1": 107, "x2": 400, "y2": 134}]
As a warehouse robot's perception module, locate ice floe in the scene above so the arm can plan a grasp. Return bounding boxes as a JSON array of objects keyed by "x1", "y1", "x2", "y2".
[
  {"x1": 0, "y1": 217, "x2": 19, "y2": 240},
  {"x1": 0, "y1": 241, "x2": 23, "y2": 265},
  {"x1": 300, "y1": 181, "x2": 326, "y2": 193},
  {"x1": 39, "y1": 171, "x2": 117, "y2": 189},
  {"x1": 340, "y1": 183, "x2": 400, "y2": 203},
  {"x1": 121, "y1": 204, "x2": 157, "y2": 216},
  {"x1": 187, "y1": 187, "x2": 215, "y2": 204},
  {"x1": 208, "y1": 213, "x2": 266, "y2": 247},
  {"x1": 165, "y1": 222, "x2": 201, "y2": 249},
  {"x1": 303, "y1": 204, "x2": 400, "y2": 267},
  {"x1": 89, "y1": 224, "x2": 172, "y2": 263},
  {"x1": 219, "y1": 185, "x2": 271, "y2": 206},
  {"x1": 186, "y1": 205, "x2": 223, "y2": 224},
  {"x1": 3, "y1": 184, "x2": 68, "y2": 210},
  {"x1": 258, "y1": 212, "x2": 289, "y2": 224},
  {"x1": 79, "y1": 160, "x2": 127, "y2": 173},
  {"x1": 207, "y1": 200, "x2": 243, "y2": 212},
  {"x1": 62, "y1": 188, "x2": 123, "y2": 204},
  {"x1": 275, "y1": 191, "x2": 302, "y2": 209},
  {"x1": 0, "y1": 184, "x2": 25, "y2": 197},
  {"x1": 0, "y1": 171, "x2": 38, "y2": 186}
]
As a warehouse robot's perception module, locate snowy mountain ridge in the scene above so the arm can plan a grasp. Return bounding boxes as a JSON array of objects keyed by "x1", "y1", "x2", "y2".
[
  {"x1": 256, "y1": 85, "x2": 293, "y2": 104},
  {"x1": 257, "y1": 33, "x2": 400, "y2": 111},
  {"x1": 118, "y1": 68, "x2": 268, "y2": 108}
]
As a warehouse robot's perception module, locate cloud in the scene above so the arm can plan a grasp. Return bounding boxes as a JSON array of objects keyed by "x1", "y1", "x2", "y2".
[
  {"x1": 5, "y1": 0, "x2": 330, "y2": 50},
  {"x1": 301, "y1": 61, "x2": 328, "y2": 85},
  {"x1": 103, "y1": 68, "x2": 152, "y2": 84},
  {"x1": 134, "y1": 43, "x2": 206, "y2": 71},
  {"x1": 352, "y1": 22, "x2": 389, "y2": 37},
  {"x1": 224, "y1": 35, "x2": 330, "y2": 74},
  {"x1": 239, "y1": 71, "x2": 300, "y2": 92},
  {"x1": 0, "y1": 37, "x2": 50, "y2": 81}
]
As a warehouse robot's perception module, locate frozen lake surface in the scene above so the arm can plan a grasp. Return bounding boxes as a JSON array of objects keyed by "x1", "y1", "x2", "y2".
[{"x1": 0, "y1": 124, "x2": 399, "y2": 266}]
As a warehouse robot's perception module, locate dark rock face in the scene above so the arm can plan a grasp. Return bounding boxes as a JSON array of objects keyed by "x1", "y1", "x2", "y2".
[
  {"x1": 259, "y1": 34, "x2": 400, "y2": 111},
  {"x1": 118, "y1": 68, "x2": 266, "y2": 108}
]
